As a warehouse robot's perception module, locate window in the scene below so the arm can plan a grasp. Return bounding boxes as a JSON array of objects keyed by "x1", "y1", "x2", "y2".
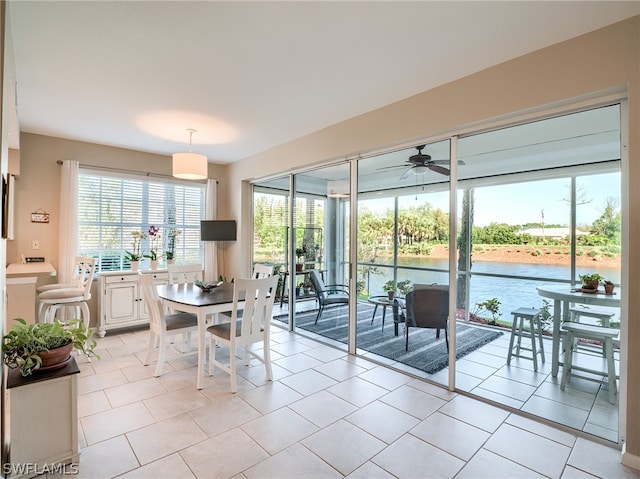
[{"x1": 78, "y1": 170, "x2": 205, "y2": 272}]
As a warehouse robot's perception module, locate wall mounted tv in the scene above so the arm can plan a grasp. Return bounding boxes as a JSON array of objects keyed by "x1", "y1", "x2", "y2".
[{"x1": 200, "y1": 220, "x2": 237, "y2": 241}]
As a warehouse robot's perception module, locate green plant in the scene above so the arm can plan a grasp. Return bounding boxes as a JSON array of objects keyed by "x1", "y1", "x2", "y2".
[
  {"x1": 473, "y1": 298, "x2": 502, "y2": 325},
  {"x1": 397, "y1": 279, "x2": 413, "y2": 296},
  {"x1": 3, "y1": 318, "x2": 98, "y2": 377},
  {"x1": 124, "y1": 230, "x2": 146, "y2": 261},
  {"x1": 382, "y1": 280, "x2": 397, "y2": 293},
  {"x1": 538, "y1": 299, "x2": 553, "y2": 332},
  {"x1": 579, "y1": 273, "x2": 603, "y2": 284},
  {"x1": 603, "y1": 280, "x2": 614, "y2": 285}
]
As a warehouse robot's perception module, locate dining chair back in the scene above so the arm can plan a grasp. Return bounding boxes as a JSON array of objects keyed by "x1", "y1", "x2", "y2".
[
  {"x1": 206, "y1": 275, "x2": 279, "y2": 392},
  {"x1": 38, "y1": 256, "x2": 95, "y2": 324},
  {"x1": 404, "y1": 284, "x2": 449, "y2": 351},
  {"x1": 252, "y1": 263, "x2": 274, "y2": 279},
  {"x1": 139, "y1": 272, "x2": 198, "y2": 377},
  {"x1": 308, "y1": 269, "x2": 349, "y2": 324},
  {"x1": 167, "y1": 263, "x2": 203, "y2": 284}
]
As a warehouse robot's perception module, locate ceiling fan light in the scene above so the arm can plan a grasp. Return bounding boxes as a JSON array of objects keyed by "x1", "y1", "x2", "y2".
[{"x1": 411, "y1": 165, "x2": 429, "y2": 175}]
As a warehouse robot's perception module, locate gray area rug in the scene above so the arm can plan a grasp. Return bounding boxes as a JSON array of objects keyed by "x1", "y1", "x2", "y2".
[{"x1": 275, "y1": 303, "x2": 503, "y2": 374}]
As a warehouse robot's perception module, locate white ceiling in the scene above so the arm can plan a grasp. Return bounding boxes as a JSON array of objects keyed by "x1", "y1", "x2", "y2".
[{"x1": 8, "y1": 1, "x2": 640, "y2": 164}]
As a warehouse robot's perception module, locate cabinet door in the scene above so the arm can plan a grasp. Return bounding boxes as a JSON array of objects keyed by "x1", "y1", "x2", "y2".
[{"x1": 105, "y1": 281, "x2": 139, "y2": 324}]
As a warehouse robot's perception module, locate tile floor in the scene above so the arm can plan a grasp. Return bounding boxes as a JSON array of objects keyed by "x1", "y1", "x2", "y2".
[{"x1": 62, "y1": 323, "x2": 639, "y2": 479}]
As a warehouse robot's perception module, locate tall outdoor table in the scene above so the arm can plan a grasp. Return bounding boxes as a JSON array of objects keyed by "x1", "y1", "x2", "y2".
[
  {"x1": 536, "y1": 284, "x2": 620, "y2": 377},
  {"x1": 156, "y1": 282, "x2": 243, "y2": 390}
]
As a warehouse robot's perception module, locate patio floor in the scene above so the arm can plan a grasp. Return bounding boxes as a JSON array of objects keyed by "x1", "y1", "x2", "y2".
[{"x1": 277, "y1": 300, "x2": 620, "y2": 444}]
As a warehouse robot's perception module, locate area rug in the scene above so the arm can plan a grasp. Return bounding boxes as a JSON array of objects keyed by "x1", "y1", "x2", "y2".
[{"x1": 274, "y1": 303, "x2": 503, "y2": 374}]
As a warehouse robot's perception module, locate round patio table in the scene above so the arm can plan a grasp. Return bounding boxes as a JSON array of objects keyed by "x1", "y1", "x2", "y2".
[{"x1": 368, "y1": 295, "x2": 405, "y2": 336}]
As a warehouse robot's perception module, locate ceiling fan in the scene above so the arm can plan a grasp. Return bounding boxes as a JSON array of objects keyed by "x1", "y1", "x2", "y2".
[{"x1": 379, "y1": 145, "x2": 464, "y2": 179}]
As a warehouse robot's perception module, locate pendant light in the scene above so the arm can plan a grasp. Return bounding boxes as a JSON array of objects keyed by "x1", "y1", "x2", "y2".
[{"x1": 172, "y1": 129, "x2": 208, "y2": 180}]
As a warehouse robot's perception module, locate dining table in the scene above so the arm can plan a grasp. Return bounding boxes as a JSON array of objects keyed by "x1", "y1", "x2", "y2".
[
  {"x1": 156, "y1": 282, "x2": 243, "y2": 389},
  {"x1": 536, "y1": 284, "x2": 620, "y2": 377}
]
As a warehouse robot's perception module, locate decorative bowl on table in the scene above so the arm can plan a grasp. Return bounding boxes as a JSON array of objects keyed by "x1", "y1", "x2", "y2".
[{"x1": 194, "y1": 280, "x2": 222, "y2": 292}]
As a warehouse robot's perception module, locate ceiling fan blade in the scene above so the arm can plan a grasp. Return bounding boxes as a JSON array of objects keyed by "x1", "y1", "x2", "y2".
[
  {"x1": 428, "y1": 164, "x2": 450, "y2": 176},
  {"x1": 431, "y1": 159, "x2": 466, "y2": 165},
  {"x1": 376, "y1": 164, "x2": 407, "y2": 171}
]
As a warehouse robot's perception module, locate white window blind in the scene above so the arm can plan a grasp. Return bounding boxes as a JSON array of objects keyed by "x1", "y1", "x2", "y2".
[{"x1": 78, "y1": 170, "x2": 205, "y2": 272}]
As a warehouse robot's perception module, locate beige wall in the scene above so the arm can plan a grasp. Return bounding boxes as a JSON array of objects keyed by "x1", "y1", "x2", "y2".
[
  {"x1": 10, "y1": 133, "x2": 228, "y2": 326},
  {"x1": 225, "y1": 17, "x2": 640, "y2": 457}
]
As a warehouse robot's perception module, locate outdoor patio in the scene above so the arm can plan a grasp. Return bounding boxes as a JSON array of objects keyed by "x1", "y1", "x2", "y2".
[{"x1": 273, "y1": 300, "x2": 620, "y2": 444}]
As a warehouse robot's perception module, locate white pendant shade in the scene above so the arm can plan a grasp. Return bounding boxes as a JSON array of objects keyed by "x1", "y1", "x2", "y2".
[{"x1": 172, "y1": 152, "x2": 208, "y2": 180}]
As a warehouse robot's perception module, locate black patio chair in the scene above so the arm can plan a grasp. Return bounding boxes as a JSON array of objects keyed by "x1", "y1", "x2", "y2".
[
  {"x1": 308, "y1": 270, "x2": 349, "y2": 324},
  {"x1": 404, "y1": 284, "x2": 449, "y2": 352}
]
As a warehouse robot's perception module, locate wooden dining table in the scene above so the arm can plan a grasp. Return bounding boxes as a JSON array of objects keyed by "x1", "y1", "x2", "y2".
[
  {"x1": 156, "y1": 282, "x2": 243, "y2": 389},
  {"x1": 536, "y1": 284, "x2": 620, "y2": 378}
]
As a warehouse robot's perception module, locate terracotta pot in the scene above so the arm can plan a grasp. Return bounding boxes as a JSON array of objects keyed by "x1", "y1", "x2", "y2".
[
  {"x1": 295, "y1": 263, "x2": 303, "y2": 272},
  {"x1": 387, "y1": 291, "x2": 395, "y2": 300},
  {"x1": 604, "y1": 284, "x2": 615, "y2": 294},
  {"x1": 583, "y1": 280, "x2": 599, "y2": 291},
  {"x1": 36, "y1": 342, "x2": 74, "y2": 372}
]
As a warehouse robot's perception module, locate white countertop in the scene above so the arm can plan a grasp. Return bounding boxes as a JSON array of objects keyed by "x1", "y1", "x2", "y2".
[{"x1": 6, "y1": 262, "x2": 57, "y2": 277}]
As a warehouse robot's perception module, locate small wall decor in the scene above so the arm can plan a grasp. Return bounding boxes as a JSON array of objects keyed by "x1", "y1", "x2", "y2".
[{"x1": 31, "y1": 208, "x2": 50, "y2": 223}]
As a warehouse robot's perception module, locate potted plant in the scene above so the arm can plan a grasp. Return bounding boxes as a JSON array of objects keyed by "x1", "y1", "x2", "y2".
[
  {"x1": 125, "y1": 230, "x2": 147, "y2": 271},
  {"x1": 144, "y1": 225, "x2": 161, "y2": 270},
  {"x1": 3, "y1": 318, "x2": 98, "y2": 377},
  {"x1": 579, "y1": 273, "x2": 603, "y2": 291},
  {"x1": 295, "y1": 247, "x2": 305, "y2": 272},
  {"x1": 397, "y1": 279, "x2": 413, "y2": 297},
  {"x1": 603, "y1": 280, "x2": 615, "y2": 295},
  {"x1": 383, "y1": 280, "x2": 398, "y2": 300},
  {"x1": 165, "y1": 228, "x2": 181, "y2": 264}
]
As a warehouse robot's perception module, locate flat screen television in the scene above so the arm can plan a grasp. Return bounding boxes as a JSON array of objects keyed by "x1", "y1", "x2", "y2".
[{"x1": 200, "y1": 220, "x2": 237, "y2": 241}]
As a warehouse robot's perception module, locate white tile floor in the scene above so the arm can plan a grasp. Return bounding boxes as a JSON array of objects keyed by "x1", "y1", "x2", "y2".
[{"x1": 62, "y1": 324, "x2": 640, "y2": 479}]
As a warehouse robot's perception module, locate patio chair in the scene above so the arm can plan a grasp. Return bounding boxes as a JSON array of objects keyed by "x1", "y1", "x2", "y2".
[
  {"x1": 308, "y1": 269, "x2": 349, "y2": 324},
  {"x1": 404, "y1": 284, "x2": 449, "y2": 352}
]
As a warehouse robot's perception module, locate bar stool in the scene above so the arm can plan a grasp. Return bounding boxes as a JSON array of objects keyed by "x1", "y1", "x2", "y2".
[
  {"x1": 568, "y1": 306, "x2": 616, "y2": 356},
  {"x1": 506, "y1": 307, "x2": 545, "y2": 371},
  {"x1": 561, "y1": 322, "x2": 619, "y2": 404}
]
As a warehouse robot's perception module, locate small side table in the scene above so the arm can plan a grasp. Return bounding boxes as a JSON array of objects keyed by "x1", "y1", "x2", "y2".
[
  {"x1": 368, "y1": 295, "x2": 405, "y2": 336},
  {"x1": 6, "y1": 358, "x2": 81, "y2": 478}
]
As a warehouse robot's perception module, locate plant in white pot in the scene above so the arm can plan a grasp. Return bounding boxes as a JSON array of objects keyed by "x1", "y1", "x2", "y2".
[{"x1": 2, "y1": 318, "x2": 98, "y2": 376}]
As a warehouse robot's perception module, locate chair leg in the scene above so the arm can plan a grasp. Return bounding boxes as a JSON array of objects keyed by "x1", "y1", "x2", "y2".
[
  {"x1": 405, "y1": 326, "x2": 410, "y2": 351},
  {"x1": 529, "y1": 318, "x2": 538, "y2": 372},
  {"x1": 445, "y1": 328, "x2": 449, "y2": 353},
  {"x1": 314, "y1": 304, "x2": 324, "y2": 324},
  {"x1": 263, "y1": 336, "x2": 273, "y2": 382},
  {"x1": 143, "y1": 332, "x2": 156, "y2": 366},
  {"x1": 230, "y1": 343, "x2": 237, "y2": 393},
  {"x1": 154, "y1": 331, "x2": 168, "y2": 377}
]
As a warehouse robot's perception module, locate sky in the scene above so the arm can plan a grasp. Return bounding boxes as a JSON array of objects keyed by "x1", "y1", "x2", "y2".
[{"x1": 363, "y1": 171, "x2": 620, "y2": 228}]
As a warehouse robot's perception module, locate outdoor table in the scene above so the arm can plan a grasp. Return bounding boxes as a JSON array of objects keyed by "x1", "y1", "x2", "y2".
[
  {"x1": 368, "y1": 295, "x2": 405, "y2": 336},
  {"x1": 536, "y1": 284, "x2": 620, "y2": 377}
]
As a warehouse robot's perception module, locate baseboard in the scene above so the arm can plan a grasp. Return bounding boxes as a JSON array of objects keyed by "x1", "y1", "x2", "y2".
[{"x1": 622, "y1": 443, "x2": 640, "y2": 470}]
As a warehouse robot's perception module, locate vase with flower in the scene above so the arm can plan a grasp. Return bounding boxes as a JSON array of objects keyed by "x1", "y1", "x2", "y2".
[
  {"x1": 125, "y1": 230, "x2": 147, "y2": 271},
  {"x1": 144, "y1": 225, "x2": 161, "y2": 270},
  {"x1": 165, "y1": 228, "x2": 181, "y2": 265}
]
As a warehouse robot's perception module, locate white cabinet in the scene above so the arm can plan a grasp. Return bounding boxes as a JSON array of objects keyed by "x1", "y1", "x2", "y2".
[
  {"x1": 98, "y1": 270, "x2": 168, "y2": 337},
  {"x1": 7, "y1": 359, "x2": 80, "y2": 478}
]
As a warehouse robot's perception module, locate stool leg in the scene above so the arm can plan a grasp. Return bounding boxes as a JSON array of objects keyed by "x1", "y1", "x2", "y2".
[
  {"x1": 529, "y1": 318, "x2": 538, "y2": 372},
  {"x1": 605, "y1": 337, "x2": 616, "y2": 404},
  {"x1": 507, "y1": 317, "x2": 518, "y2": 365},
  {"x1": 560, "y1": 331, "x2": 574, "y2": 391},
  {"x1": 536, "y1": 315, "x2": 545, "y2": 363},
  {"x1": 516, "y1": 317, "x2": 524, "y2": 355}
]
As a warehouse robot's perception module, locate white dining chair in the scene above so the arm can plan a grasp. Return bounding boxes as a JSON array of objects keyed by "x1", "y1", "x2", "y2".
[
  {"x1": 167, "y1": 263, "x2": 203, "y2": 284},
  {"x1": 138, "y1": 272, "x2": 199, "y2": 377},
  {"x1": 206, "y1": 275, "x2": 279, "y2": 392}
]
